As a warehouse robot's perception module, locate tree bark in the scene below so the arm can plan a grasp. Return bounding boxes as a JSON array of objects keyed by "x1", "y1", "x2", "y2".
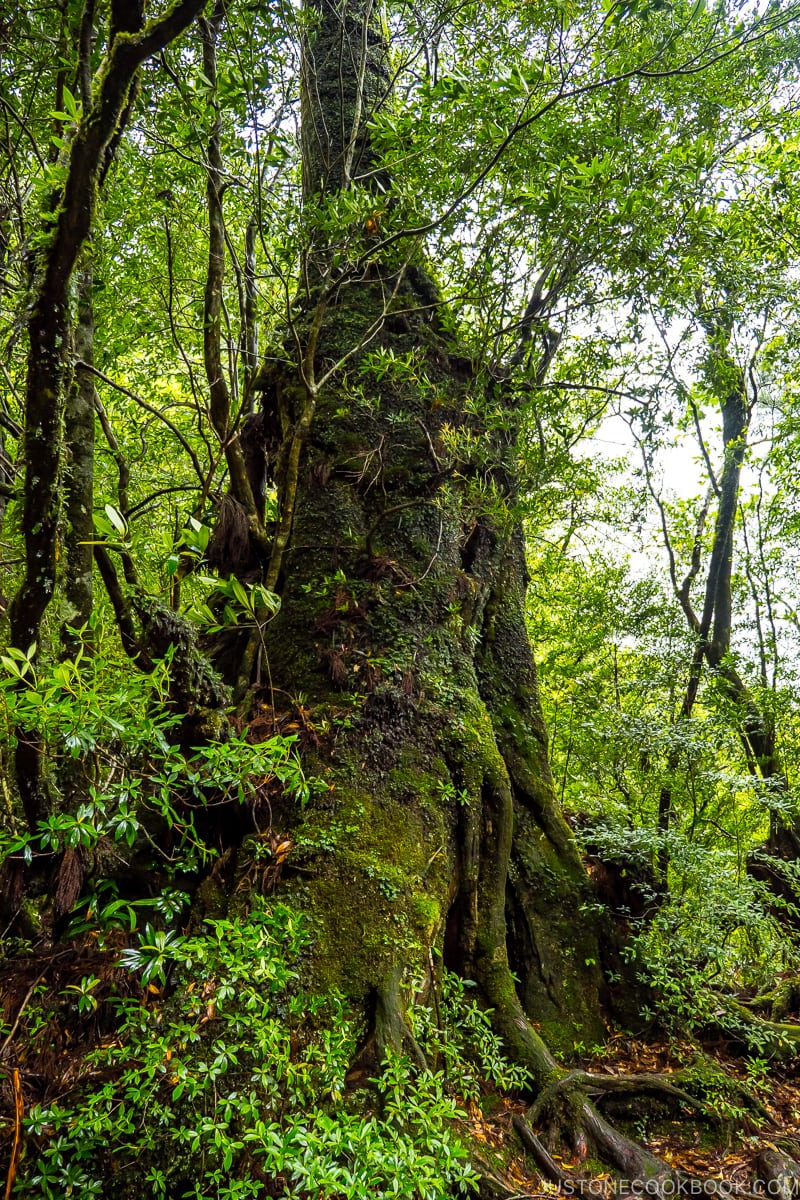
[
  {"x1": 300, "y1": 0, "x2": 392, "y2": 200},
  {"x1": 62, "y1": 263, "x2": 95, "y2": 655}
]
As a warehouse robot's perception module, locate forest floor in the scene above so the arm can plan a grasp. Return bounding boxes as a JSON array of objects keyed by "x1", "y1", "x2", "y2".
[{"x1": 468, "y1": 1033, "x2": 800, "y2": 1198}]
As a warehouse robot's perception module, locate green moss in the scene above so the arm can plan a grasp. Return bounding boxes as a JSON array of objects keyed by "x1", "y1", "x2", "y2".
[
  {"x1": 192, "y1": 874, "x2": 228, "y2": 922},
  {"x1": 290, "y1": 778, "x2": 452, "y2": 997},
  {"x1": 410, "y1": 894, "x2": 440, "y2": 938},
  {"x1": 438, "y1": 685, "x2": 509, "y2": 792},
  {"x1": 582, "y1": 1158, "x2": 611, "y2": 1179},
  {"x1": 537, "y1": 1016, "x2": 593, "y2": 1060}
]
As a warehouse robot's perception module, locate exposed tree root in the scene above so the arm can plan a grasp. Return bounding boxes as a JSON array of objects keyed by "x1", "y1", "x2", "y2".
[
  {"x1": 345, "y1": 966, "x2": 429, "y2": 1082},
  {"x1": 512, "y1": 1115, "x2": 571, "y2": 1184},
  {"x1": 474, "y1": 1148, "x2": 540, "y2": 1200},
  {"x1": 755, "y1": 1149, "x2": 800, "y2": 1200},
  {"x1": 473, "y1": 952, "x2": 679, "y2": 1187},
  {"x1": 528, "y1": 1069, "x2": 713, "y2": 1125},
  {"x1": 576, "y1": 1100, "x2": 673, "y2": 1181},
  {"x1": 373, "y1": 965, "x2": 427, "y2": 1069},
  {"x1": 514, "y1": 1090, "x2": 770, "y2": 1198},
  {"x1": 524, "y1": 1069, "x2": 674, "y2": 1182},
  {"x1": 711, "y1": 993, "x2": 800, "y2": 1057}
]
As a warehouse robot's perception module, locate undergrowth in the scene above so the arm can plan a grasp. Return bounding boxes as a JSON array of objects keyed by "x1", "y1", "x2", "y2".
[{"x1": 6, "y1": 897, "x2": 533, "y2": 1199}]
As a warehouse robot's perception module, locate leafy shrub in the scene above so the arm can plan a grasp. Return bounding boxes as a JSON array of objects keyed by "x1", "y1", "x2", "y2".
[
  {"x1": 17, "y1": 901, "x2": 480, "y2": 1199},
  {"x1": 579, "y1": 818, "x2": 800, "y2": 1047},
  {"x1": 409, "y1": 971, "x2": 530, "y2": 1102},
  {"x1": 627, "y1": 842, "x2": 800, "y2": 1047},
  {"x1": 0, "y1": 638, "x2": 308, "y2": 880}
]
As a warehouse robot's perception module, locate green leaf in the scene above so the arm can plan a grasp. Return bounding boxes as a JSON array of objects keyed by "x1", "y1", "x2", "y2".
[{"x1": 104, "y1": 504, "x2": 128, "y2": 535}]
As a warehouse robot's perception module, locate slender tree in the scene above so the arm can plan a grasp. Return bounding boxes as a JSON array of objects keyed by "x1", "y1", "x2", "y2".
[{"x1": 9, "y1": 0, "x2": 212, "y2": 833}]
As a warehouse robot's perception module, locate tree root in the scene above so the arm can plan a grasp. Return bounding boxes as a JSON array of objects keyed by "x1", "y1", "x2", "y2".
[
  {"x1": 578, "y1": 1100, "x2": 672, "y2": 1181},
  {"x1": 474, "y1": 1146, "x2": 542, "y2": 1200},
  {"x1": 347, "y1": 964, "x2": 427, "y2": 1078},
  {"x1": 711, "y1": 993, "x2": 800, "y2": 1057},
  {"x1": 514, "y1": 1096, "x2": 767, "y2": 1198},
  {"x1": 528, "y1": 1069, "x2": 713, "y2": 1124},
  {"x1": 374, "y1": 967, "x2": 428, "y2": 1069},
  {"x1": 512, "y1": 1115, "x2": 571, "y2": 1185},
  {"x1": 475, "y1": 961, "x2": 677, "y2": 1187},
  {"x1": 756, "y1": 1149, "x2": 800, "y2": 1200},
  {"x1": 526, "y1": 1074, "x2": 674, "y2": 1183}
]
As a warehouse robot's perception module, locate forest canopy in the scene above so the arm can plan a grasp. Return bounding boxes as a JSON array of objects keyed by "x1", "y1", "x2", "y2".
[{"x1": 2, "y1": 0, "x2": 800, "y2": 1196}]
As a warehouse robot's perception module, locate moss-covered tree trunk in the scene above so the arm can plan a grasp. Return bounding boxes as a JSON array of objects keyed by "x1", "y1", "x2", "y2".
[
  {"x1": 240, "y1": 0, "x2": 614, "y2": 1089},
  {"x1": 186, "y1": 1, "x2": 698, "y2": 1179}
]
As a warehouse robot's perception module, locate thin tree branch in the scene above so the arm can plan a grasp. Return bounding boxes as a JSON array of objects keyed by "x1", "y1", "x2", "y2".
[{"x1": 78, "y1": 360, "x2": 207, "y2": 487}]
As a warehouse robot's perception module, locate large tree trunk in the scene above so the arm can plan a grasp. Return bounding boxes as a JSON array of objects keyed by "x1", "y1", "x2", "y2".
[
  {"x1": 257, "y1": 279, "x2": 607, "y2": 1054},
  {"x1": 245, "y1": 236, "x2": 675, "y2": 1180},
  {"x1": 231, "y1": 0, "x2": 614, "y2": 1076}
]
